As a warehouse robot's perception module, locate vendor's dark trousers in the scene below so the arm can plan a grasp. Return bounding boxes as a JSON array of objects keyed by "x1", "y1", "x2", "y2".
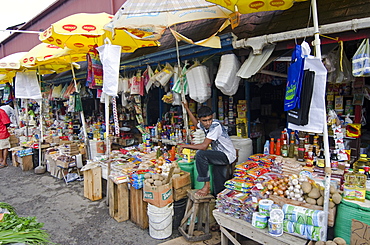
[{"x1": 195, "y1": 150, "x2": 229, "y2": 195}]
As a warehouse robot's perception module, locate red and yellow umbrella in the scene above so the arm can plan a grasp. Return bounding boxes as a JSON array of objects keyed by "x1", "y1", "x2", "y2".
[{"x1": 39, "y1": 12, "x2": 159, "y2": 53}]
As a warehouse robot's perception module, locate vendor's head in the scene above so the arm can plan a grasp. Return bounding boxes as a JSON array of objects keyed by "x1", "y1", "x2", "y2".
[{"x1": 197, "y1": 106, "x2": 214, "y2": 129}]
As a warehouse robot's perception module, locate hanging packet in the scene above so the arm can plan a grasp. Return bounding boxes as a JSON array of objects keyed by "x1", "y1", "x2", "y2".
[
  {"x1": 352, "y1": 38, "x2": 370, "y2": 77},
  {"x1": 284, "y1": 45, "x2": 305, "y2": 111}
]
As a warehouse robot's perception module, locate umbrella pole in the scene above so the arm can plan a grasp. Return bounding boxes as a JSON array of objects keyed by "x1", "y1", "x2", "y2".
[
  {"x1": 312, "y1": 0, "x2": 329, "y2": 241},
  {"x1": 105, "y1": 94, "x2": 111, "y2": 206},
  {"x1": 70, "y1": 63, "x2": 91, "y2": 160}
]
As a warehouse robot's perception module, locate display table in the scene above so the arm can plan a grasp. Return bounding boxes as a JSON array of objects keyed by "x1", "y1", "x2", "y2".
[{"x1": 213, "y1": 210, "x2": 308, "y2": 245}]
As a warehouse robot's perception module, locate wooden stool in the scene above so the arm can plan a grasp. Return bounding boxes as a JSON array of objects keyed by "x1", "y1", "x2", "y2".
[{"x1": 178, "y1": 189, "x2": 215, "y2": 242}]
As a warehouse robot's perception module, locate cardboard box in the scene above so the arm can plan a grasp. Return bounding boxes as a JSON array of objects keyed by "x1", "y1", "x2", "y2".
[
  {"x1": 172, "y1": 171, "x2": 191, "y2": 189},
  {"x1": 143, "y1": 182, "x2": 173, "y2": 208},
  {"x1": 17, "y1": 155, "x2": 33, "y2": 171},
  {"x1": 9, "y1": 134, "x2": 19, "y2": 144}
]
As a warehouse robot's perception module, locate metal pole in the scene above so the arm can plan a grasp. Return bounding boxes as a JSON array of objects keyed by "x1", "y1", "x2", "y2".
[
  {"x1": 312, "y1": 0, "x2": 330, "y2": 241},
  {"x1": 105, "y1": 94, "x2": 111, "y2": 206}
]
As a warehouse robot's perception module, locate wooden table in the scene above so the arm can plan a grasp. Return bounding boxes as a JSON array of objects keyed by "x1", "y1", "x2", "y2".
[{"x1": 213, "y1": 210, "x2": 308, "y2": 245}]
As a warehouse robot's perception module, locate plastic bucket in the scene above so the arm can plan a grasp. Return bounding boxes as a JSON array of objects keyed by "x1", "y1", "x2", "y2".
[
  {"x1": 230, "y1": 136, "x2": 253, "y2": 164},
  {"x1": 177, "y1": 160, "x2": 194, "y2": 188},
  {"x1": 148, "y1": 203, "x2": 173, "y2": 239},
  {"x1": 172, "y1": 198, "x2": 187, "y2": 230},
  {"x1": 194, "y1": 164, "x2": 214, "y2": 193},
  {"x1": 268, "y1": 219, "x2": 283, "y2": 236}
]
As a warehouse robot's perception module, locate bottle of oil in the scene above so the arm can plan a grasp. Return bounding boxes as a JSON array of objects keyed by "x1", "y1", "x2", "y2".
[
  {"x1": 343, "y1": 169, "x2": 357, "y2": 200},
  {"x1": 353, "y1": 154, "x2": 369, "y2": 173},
  {"x1": 355, "y1": 169, "x2": 367, "y2": 202}
]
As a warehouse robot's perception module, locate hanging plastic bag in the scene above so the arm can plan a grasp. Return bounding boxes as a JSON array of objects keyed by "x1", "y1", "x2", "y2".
[
  {"x1": 172, "y1": 65, "x2": 188, "y2": 95},
  {"x1": 130, "y1": 73, "x2": 141, "y2": 95},
  {"x1": 96, "y1": 38, "x2": 121, "y2": 97},
  {"x1": 186, "y1": 61, "x2": 211, "y2": 103},
  {"x1": 215, "y1": 54, "x2": 241, "y2": 96},
  {"x1": 15, "y1": 71, "x2": 42, "y2": 100},
  {"x1": 155, "y1": 63, "x2": 174, "y2": 86},
  {"x1": 284, "y1": 45, "x2": 305, "y2": 111},
  {"x1": 352, "y1": 38, "x2": 370, "y2": 77},
  {"x1": 86, "y1": 46, "x2": 103, "y2": 89},
  {"x1": 52, "y1": 84, "x2": 63, "y2": 99}
]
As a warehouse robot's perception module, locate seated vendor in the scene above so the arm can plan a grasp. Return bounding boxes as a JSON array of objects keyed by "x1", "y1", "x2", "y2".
[{"x1": 179, "y1": 101, "x2": 236, "y2": 196}]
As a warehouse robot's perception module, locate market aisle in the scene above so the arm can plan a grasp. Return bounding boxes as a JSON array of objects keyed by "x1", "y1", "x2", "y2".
[{"x1": 0, "y1": 161, "x2": 179, "y2": 245}]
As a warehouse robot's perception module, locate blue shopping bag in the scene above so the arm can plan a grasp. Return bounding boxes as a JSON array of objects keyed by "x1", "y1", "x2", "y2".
[
  {"x1": 352, "y1": 38, "x2": 370, "y2": 77},
  {"x1": 284, "y1": 45, "x2": 305, "y2": 111}
]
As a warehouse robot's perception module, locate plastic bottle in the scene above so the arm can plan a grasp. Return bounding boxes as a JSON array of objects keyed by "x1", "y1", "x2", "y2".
[
  {"x1": 275, "y1": 139, "x2": 281, "y2": 156},
  {"x1": 297, "y1": 139, "x2": 305, "y2": 162},
  {"x1": 353, "y1": 154, "x2": 369, "y2": 173},
  {"x1": 288, "y1": 132, "x2": 295, "y2": 158},
  {"x1": 343, "y1": 169, "x2": 356, "y2": 200},
  {"x1": 355, "y1": 169, "x2": 367, "y2": 202},
  {"x1": 270, "y1": 138, "x2": 275, "y2": 155},
  {"x1": 264, "y1": 140, "x2": 270, "y2": 155}
]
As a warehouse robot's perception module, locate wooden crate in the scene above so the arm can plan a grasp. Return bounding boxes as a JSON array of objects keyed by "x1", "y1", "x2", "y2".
[
  {"x1": 16, "y1": 155, "x2": 33, "y2": 171},
  {"x1": 108, "y1": 179, "x2": 129, "y2": 222},
  {"x1": 83, "y1": 167, "x2": 102, "y2": 201},
  {"x1": 130, "y1": 187, "x2": 148, "y2": 229},
  {"x1": 173, "y1": 184, "x2": 191, "y2": 201},
  {"x1": 172, "y1": 171, "x2": 191, "y2": 189},
  {"x1": 269, "y1": 195, "x2": 336, "y2": 227}
]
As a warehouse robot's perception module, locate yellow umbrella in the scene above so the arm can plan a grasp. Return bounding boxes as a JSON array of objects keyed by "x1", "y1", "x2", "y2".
[
  {"x1": 205, "y1": 0, "x2": 307, "y2": 14},
  {"x1": 39, "y1": 12, "x2": 159, "y2": 53},
  {"x1": 20, "y1": 43, "x2": 84, "y2": 74},
  {"x1": 0, "y1": 52, "x2": 28, "y2": 84}
]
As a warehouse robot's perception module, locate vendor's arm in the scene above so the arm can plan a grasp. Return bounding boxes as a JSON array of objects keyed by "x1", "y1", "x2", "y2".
[
  {"x1": 182, "y1": 101, "x2": 198, "y2": 127},
  {"x1": 179, "y1": 138, "x2": 212, "y2": 151}
]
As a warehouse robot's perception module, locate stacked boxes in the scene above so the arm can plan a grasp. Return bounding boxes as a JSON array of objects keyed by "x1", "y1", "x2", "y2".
[{"x1": 172, "y1": 171, "x2": 191, "y2": 201}]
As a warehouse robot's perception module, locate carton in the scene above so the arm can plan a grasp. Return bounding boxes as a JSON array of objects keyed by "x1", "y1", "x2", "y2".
[
  {"x1": 172, "y1": 171, "x2": 191, "y2": 189},
  {"x1": 143, "y1": 181, "x2": 173, "y2": 208}
]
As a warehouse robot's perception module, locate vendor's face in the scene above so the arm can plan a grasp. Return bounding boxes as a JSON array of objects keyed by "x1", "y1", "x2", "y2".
[{"x1": 199, "y1": 115, "x2": 213, "y2": 129}]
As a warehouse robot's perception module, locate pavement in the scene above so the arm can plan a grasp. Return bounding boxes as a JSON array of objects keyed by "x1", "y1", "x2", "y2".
[{"x1": 0, "y1": 159, "x2": 188, "y2": 245}]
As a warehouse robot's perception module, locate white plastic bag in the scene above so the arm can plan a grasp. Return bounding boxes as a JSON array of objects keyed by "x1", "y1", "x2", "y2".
[
  {"x1": 215, "y1": 54, "x2": 241, "y2": 96},
  {"x1": 96, "y1": 38, "x2": 121, "y2": 97},
  {"x1": 352, "y1": 38, "x2": 370, "y2": 77},
  {"x1": 155, "y1": 63, "x2": 174, "y2": 86},
  {"x1": 186, "y1": 62, "x2": 211, "y2": 103},
  {"x1": 15, "y1": 71, "x2": 42, "y2": 99}
]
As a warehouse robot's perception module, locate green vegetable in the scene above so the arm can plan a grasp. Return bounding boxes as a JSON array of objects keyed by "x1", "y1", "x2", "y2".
[
  {"x1": 0, "y1": 202, "x2": 16, "y2": 215},
  {"x1": 0, "y1": 230, "x2": 50, "y2": 244}
]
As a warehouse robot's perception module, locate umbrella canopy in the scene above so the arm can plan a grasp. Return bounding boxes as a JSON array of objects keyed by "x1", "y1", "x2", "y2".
[
  {"x1": 205, "y1": 0, "x2": 307, "y2": 14},
  {"x1": 105, "y1": 0, "x2": 233, "y2": 48},
  {"x1": 39, "y1": 12, "x2": 159, "y2": 53},
  {"x1": 21, "y1": 43, "x2": 84, "y2": 74},
  {"x1": 0, "y1": 52, "x2": 28, "y2": 84}
]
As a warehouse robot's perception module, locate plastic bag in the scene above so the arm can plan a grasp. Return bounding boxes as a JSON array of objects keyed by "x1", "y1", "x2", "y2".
[
  {"x1": 353, "y1": 38, "x2": 370, "y2": 77},
  {"x1": 284, "y1": 45, "x2": 305, "y2": 111},
  {"x1": 186, "y1": 61, "x2": 211, "y2": 103},
  {"x1": 15, "y1": 71, "x2": 42, "y2": 100},
  {"x1": 155, "y1": 63, "x2": 174, "y2": 86},
  {"x1": 215, "y1": 54, "x2": 241, "y2": 96}
]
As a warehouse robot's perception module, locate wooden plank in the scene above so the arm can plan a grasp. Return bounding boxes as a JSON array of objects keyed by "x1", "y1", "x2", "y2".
[
  {"x1": 130, "y1": 187, "x2": 148, "y2": 229},
  {"x1": 213, "y1": 210, "x2": 308, "y2": 245},
  {"x1": 83, "y1": 167, "x2": 102, "y2": 201}
]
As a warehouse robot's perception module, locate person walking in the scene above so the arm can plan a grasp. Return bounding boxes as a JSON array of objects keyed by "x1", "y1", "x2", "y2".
[
  {"x1": 179, "y1": 101, "x2": 236, "y2": 196},
  {"x1": 0, "y1": 106, "x2": 11, "y2": 168}
]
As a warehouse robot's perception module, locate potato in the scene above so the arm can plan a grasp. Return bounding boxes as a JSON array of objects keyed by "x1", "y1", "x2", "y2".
[
  {"x1": 316, "y1": 196, "x2": 324, "y2": 206},
  {"x1": 154, "y1": 180, "x2": 163, "y2": 186},
  {"x1": 301, "y1": 181, "x2": 312, "y2": 194},
  {"x1": 152, "y1": 174, "x2": 159, "y2": 180},
  {"x1": 147, "y1": 178, "x2": 154, "y2": 184},
  {"x1": 332, "y1": 193, "x2": 342, "y2": 204},
  {"x1": 320, "y1": 188, "x2": 324, "y2": 197},
  {"x1": 329, "y1": 201, "x2": 335, "y2": 208},
  {"x1": 330, "y1": 185, "x2": 337, "y2": 194},
  {"x1": 326, "y1": 241, "x2": 337, "y2": 245},
  {"x1": 172, "y1": 174, "x2": 181, "y2": 178},
  {"x1": 306, "y1": 197, "x2": 317, "y2": 205},
  {"x1": 315, "y1": 241, "x2": 325, "y2": 245},
  {"x1": 144, "y1": 173, "x2": 152, "y2": 179},
  {"x1": 333, "y1": 237, "x2": 346, "y2": 245},
  {"x1": 308, "y1": 187, "x2": 321, "y2": 199},
  {"x1": 174, "y1": 168, "x2": 181, "y2": 174},
  {"x1": 162, "y1": 180, "x2": 167, "y2": 185}
]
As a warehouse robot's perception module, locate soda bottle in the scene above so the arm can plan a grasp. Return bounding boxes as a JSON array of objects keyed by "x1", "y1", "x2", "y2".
[
  {"x1": 353, "y1": 154, "x2": 369, "y2": 173},
  {"x1": 330, "y1": 150, "x2": 339, "y2": 171},
  {"x1": 343, "y1": 169, "x2": 356, "y2": 200},
  {"x1": 355, "y1": 169, "x2": 367, "y2": 202}
]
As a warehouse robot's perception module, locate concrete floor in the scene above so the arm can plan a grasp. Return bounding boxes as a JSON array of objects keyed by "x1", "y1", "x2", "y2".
[{"x1": 0, "y1": 161, "x2": 185, "y2": 245}]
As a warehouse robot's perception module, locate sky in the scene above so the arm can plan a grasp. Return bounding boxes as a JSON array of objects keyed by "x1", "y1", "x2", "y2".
[{"x1": 0, "y1": 0, "x2": 57, "y2": 42}]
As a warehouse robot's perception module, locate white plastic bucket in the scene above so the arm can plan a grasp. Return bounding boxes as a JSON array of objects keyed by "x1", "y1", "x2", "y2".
[
  {"x1": 148, "y1": 203, "x2": 173, "y2": 239},
  {"x1": 268, "y1": 219, "x2": 283, "y2": 237},
  {"x1": 230, "y1": 136, "x2": 253, "y2": 164}
]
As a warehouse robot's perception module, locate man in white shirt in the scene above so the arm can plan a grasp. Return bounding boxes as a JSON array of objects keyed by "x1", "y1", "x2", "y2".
[{"x1": 180, "y1": 101, "x2": 236, "y2": 196}]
